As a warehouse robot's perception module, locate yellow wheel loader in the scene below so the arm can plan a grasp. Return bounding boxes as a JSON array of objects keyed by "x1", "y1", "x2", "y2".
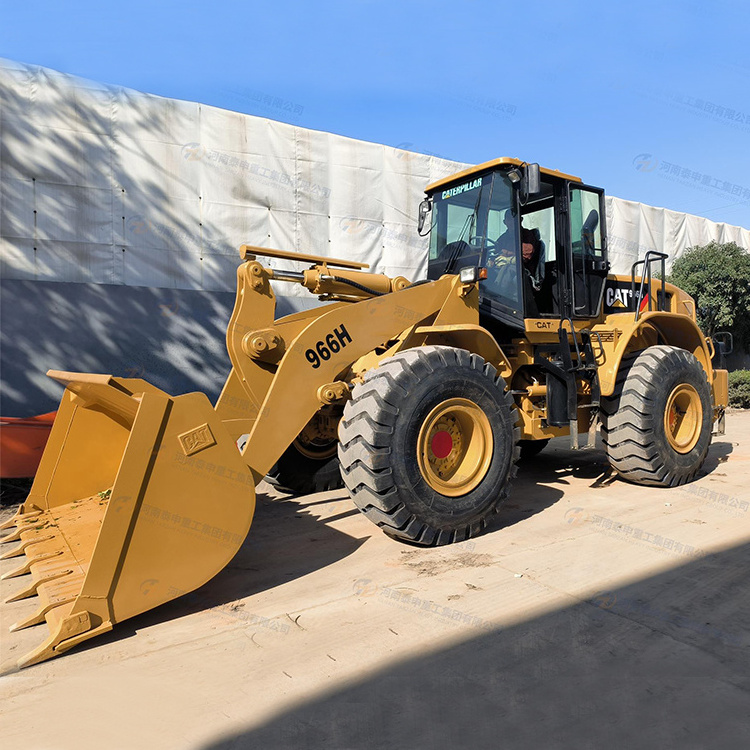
[{"x1": 1, "y1": 158, "x2": 728, "y2": 668}]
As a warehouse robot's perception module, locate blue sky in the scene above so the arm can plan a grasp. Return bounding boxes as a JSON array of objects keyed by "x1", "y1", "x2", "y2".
[{"x1": 2, "y1": 0, "x2": 749, "y2": 230}]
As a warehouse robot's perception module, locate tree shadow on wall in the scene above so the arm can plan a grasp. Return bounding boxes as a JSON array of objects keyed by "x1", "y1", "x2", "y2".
[
  {"x1": 1, "y1": 65, "x2": 313, "y2": 416},
  {"x1": 0, "y1": 277, "x2": 309, "y2": 416}
]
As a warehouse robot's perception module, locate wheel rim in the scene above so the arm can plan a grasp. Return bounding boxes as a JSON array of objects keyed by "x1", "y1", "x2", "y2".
[
  {"x1": 417, "y1": 398, "x2": 494, "y2": 497},
  {"x1": 664, "y1": 383, "x2": 702, "y2": 454},
  {"x1": 293, "y1": 437, "x2": 338, "y2": 460},
  {"x1": 293, "y1": 410, "x2": 340, "y2": 460}
]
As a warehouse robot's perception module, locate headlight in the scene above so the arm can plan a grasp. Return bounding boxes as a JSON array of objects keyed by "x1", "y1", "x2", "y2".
[{"x1": 459, "y1": 266, "x2": 487, "y2": 283}]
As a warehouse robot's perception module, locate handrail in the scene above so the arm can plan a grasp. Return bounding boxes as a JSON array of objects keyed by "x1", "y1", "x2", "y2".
[
  {"x1": 705, "y1": 336, "x2": 716, "y2": 361},
  {"x1": 560, "y1": 317, "x2": 582, "y2": 365},
  {"x1": 631, "y1": 251, "x2": 669, "y2": 322}
]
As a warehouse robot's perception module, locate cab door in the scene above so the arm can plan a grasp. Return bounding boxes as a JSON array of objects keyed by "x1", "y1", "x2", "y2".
[{"x1": 566, "y1": 184, "x2": 609, "y2": 319}]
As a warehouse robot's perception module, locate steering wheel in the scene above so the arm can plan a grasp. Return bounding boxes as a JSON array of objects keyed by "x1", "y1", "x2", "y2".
[{"x1": 469, "y1": 235, "x2": 498, "y2": 252}]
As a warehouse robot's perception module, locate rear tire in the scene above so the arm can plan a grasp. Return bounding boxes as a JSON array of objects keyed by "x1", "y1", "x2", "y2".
[
  {"x1": 601, "y1": 345, "x2": 712, "y2": 487},
  {"x1": 338, "y1": 345, "x2": 519, "y2": 546},
  {"x1": 266, "y1": 442, "x2": 344, "y2": 494}
]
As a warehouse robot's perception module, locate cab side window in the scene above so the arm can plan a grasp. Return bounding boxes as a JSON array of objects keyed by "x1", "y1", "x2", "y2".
[
  {"x1": 569, "y1": 185, "x2": 607, "y2": 317},
  {"x1": 520, "y1": 193, "x2": 556, "y2": 316}
]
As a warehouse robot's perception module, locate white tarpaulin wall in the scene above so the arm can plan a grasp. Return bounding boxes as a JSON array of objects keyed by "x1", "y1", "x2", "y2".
[
  {"x1": 605, "y1": 197, "x2": 750, "y2": 273},
  {"x1": 0, "y1": 58, "x2": 464, "y2": 301},
  {"x1": 2, "y1": 57, "x2": 748, "y2": 298}
]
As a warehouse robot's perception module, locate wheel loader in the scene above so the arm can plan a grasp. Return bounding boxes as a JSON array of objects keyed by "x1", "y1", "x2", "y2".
[{"x1": 1, "y1": 157, "x2": 728, "y2": 668}]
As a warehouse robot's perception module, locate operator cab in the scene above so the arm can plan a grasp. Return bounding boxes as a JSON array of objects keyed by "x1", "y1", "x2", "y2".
[{"x1": 423, "y1": 158, "x2": 609, "y2": 334}]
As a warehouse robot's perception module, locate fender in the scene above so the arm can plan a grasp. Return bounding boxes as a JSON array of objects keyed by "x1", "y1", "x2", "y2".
[
  {"x1": 412, "y1": 324, "x2": 512, "y2": 380},
  {"x1": 598, "y1": 311, "x2": 714, "y2": 397}
]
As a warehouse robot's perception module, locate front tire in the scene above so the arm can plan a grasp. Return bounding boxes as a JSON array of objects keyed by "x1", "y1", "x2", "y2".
[
  {"x1": 601, "y1": 346, "x2": 712, "y2": 486},
  {"x1": 338, "y1": 346, "x2": 519, "y2": 546}
]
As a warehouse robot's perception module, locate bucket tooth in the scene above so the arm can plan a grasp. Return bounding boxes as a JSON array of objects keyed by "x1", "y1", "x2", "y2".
[
  {"x1": 5, "y1": 569, "x2": 73, "y2": 603},
  {"x1": 0, "y1": 509, "x2": 41, "y2": 530},
  {"x1": 2, "y1": 550, "x2": 63, "y2": 580},
  {"x1": 9, "y1": 573, "x2": 84, "y2": 632},
  {"x1": 0, "y1": 535, "x2": 55, "y2": 560},
  {"x1": 0, "y1": 527, "x2": 26, "y2": 544},
  {"x1": 10, "y1": 596, "x2": 77, "y2": 632},
  {"x1": 0, "y1": 517, "x2": 45, "y2": 544},
  {"x1": 16, "y1": 611, "x2": 112, "y2": 669}
]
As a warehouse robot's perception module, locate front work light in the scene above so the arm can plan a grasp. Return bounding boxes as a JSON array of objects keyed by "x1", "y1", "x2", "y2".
[{"x1": 459, "y1": 266, "x2": 488, "y2": 283}]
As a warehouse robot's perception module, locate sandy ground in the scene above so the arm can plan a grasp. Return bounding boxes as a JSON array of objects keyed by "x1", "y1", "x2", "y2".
[{"x1": 1, "y1": 413, "x2": 748, "y2": 749}]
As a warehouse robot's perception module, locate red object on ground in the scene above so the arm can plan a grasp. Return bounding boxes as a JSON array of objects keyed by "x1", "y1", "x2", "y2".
[{"x1": 0, "y1": 412, "x2": 56, "y2": 478}]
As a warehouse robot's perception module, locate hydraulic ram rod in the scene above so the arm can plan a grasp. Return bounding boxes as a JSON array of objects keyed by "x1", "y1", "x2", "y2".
[{"x1": 268, "y1": 266, "x2": 410, "y2": 298}]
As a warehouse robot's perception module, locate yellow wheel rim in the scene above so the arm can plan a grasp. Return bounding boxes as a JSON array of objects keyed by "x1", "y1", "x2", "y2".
[
  {"x1": 293, "y1": 411, "x2": 339, "y2": 460},
  {"x1": 664, "y1": 383, "x2": 702, "y2": 454},
  {"x1": 293, "y1": 437, "x2": 338, "y2": 460},
  {"x1": 417, "y1": 398, "x2": 494, "y2": 497}
]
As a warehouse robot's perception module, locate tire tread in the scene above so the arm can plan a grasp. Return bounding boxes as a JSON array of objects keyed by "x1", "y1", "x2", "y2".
[
  {"x1": 601, "y1": 345, "x2": 712, "y2": 487},
  {"x1": 339, "y1": 345, "x2": 520, "y2": 545}
]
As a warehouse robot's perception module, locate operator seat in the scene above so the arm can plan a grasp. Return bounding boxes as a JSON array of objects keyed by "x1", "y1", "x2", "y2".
[{"x1": 522, "y1": 228, "x2": 545, "y2": 316}]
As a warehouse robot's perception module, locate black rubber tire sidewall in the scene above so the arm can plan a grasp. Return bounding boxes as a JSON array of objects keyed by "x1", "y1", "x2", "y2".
[{"x1": 268, "y1": 442, "x2": 343, "y2": 494}]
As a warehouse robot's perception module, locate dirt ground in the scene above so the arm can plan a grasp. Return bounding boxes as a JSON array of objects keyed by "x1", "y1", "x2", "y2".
[{"x1": 1, "y1": 413, "x2": 749, "y2": 749}]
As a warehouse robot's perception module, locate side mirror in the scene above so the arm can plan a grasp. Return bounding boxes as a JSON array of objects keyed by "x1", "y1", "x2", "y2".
[
  {"x1": 417, "y1": 198, "x2": 432, "y2": 234},
  {"x1": 517, "y1": 163, "x2": 542, "y2": 205},
  {"x1": 581, "y1": 209, "x2": 599, "y2": 254},
  {"x1": 714, "y1": 331, "x2": 734, "y2": 355},
  {"x1": 524, "y1": 163, "x2": 541, "y2": 196}
]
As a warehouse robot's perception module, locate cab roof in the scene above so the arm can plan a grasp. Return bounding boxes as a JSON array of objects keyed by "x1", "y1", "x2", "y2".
[{"x1": 425, "y1": 157, "x2": 582, "y2": 194}]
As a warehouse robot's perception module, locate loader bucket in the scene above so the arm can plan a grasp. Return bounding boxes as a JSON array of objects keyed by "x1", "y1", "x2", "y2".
[{"x1": 1, "y1": 371, "x2": 255, "y2": 668}]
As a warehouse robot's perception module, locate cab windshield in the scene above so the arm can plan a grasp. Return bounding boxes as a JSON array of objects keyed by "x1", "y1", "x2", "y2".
[{"x1": 427, "y1": 171, "x2": 521, "y2": 311}]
